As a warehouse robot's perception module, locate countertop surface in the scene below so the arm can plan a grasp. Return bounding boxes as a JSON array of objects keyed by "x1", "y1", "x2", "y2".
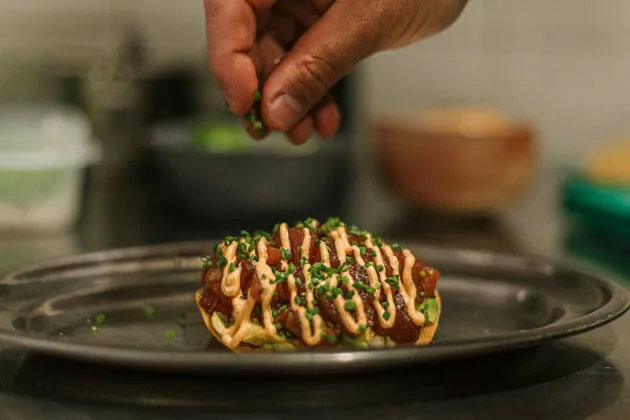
[{"x1": 1, "y1": 168, "x2": 629, "y2": 420}]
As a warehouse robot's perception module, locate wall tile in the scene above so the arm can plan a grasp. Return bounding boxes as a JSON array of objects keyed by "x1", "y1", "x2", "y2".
[{"x1": 363, "y1": 50, "x2": 483, "y2": 114}]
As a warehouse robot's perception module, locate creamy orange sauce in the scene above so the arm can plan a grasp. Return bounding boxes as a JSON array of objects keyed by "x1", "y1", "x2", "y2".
[
  {"x1": 326, "y1": 228, "x2": 366, "y2": 334},
  {"x1": 255, "y1": 237, "x2": 279, "y2": 336},
  {"x1": 358, "y1": 235, "x2": 396, "y2": 328},
  {"x1": 382, "y1": 246, "x2": 425, "y2": 325},
  {"x1": 211, "y1": 221, "x2": 427, "y2": 349},
  {"x1": 220, "y1": 241, "x2": 242, "y2": 297}
]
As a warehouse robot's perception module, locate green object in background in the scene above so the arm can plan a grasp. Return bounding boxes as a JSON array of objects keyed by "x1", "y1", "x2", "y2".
[
  {"x1": 562, "y1": 174, "x2": 630, "y2": 283},
  {"x1": 190, "y1": 122, "x2": 250, "y2": 152},
  {"x1": 561, "y1": 174, "x2": 630, "y2": 242},
  {"x1": 564, "y1": 225, "x2": 630, "y2": 285},
  {"x1": 0, "y1": 169, "x2": 67, "y2": 207},
  {"x1": 562, "y1": 174, "x2": 630, "y2": 217},
  {"x1": 188, "y1": 120, "x2": 323, "y2": 155}
]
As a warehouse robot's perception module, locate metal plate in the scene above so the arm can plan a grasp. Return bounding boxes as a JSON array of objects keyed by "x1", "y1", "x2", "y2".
[{"x1": 0, "y1": 241, "x2": 627, "y2": 375}]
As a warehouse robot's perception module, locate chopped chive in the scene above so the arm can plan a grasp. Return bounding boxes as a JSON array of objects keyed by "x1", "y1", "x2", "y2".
[
  {"x1": 229, "y1": 262, "x2": 235, "y2": 272},
  {"x1": 344, "y1": 300, "x2": 357, "y2": 311},
  {"x1": 383, "y1": 311, "x2": 391, "y2": 320},
  {"x1": 359, "y1": 324, "x2": 367, "y2": 333},
  {"x1": 177, "y1": 313, "x2": 187, "y2": 329},
  {"x1": 348, "y1": 225, "x2": 362, "y2": 236},
  {"x1": 280, "y1": 248, "x2": 291, "y2": 260},
  {"x1": 217, "y1": 255, "x2": 228, "y2": 267}
]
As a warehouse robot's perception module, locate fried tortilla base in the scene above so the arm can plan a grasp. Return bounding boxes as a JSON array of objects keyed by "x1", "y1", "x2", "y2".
[{"x1": 196, "y1": 289, "x2": 441, "y2": 352}]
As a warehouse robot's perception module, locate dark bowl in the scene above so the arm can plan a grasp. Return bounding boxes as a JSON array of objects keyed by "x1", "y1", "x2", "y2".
[{"x1": 146, "y1": 121, "x2": 352, "y2": 221}]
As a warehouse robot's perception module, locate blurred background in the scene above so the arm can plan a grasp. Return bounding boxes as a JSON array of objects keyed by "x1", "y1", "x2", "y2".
[{"x1": 1, "y1": 0, "x2": 630, "y2": 278}]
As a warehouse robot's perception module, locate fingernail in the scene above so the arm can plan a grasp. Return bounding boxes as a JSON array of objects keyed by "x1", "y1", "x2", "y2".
[{"x1": 270, "y1": 94, "x2": 302, "y2": 130}]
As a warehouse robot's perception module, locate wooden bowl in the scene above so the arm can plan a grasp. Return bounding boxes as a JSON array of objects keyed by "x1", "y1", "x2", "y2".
[{"x1": 373, "y1": 108, "x2": 536, "y2": 214}]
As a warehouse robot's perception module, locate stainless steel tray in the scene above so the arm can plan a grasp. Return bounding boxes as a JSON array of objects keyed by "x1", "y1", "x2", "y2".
[{"x1": 0, "y1": 241, "x2": 627, "y2": 375}]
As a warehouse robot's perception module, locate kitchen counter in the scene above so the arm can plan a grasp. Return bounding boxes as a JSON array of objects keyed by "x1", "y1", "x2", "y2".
[{"x1": 0, "y1": 168, "x2": 629, "y2": 420}]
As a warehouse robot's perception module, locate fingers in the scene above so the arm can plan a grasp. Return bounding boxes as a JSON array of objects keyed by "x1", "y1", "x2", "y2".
[
  {"x1": 312, "y1": 94, "x2": 341, "y2": 139},
  {"x1": 261, "y1": 2, "x2": 376, "y2": 132},
  {"x1": 275, "y1": 0, "x2": 320, "y2": 29},
  {"x1": 204, "y1": 0, "x2": 278, "y2": 116},
  {"x1": 245, "y1": 0, "x2": 278, "y2": 11},
  {"x1": 286, "y1": 116, "x2": 315, "y2": 145},
  {"x1": 285, "y1": 95, "x2": 341, "y2": 144}
]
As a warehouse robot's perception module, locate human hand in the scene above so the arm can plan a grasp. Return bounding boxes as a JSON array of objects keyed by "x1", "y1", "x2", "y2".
[{"x1": 204, "y1": 0, "x2": 467, "y2": 144}]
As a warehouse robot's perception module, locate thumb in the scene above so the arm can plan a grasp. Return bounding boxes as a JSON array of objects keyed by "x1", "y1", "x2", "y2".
[{"x1": 261, "y1": 2, "x2": 379, "y2": 132}]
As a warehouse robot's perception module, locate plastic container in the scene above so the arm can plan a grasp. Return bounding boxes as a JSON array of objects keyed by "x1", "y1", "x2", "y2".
[
  {"x1": 561, "y1": 174, "x2": 630, "y2": 243},
  {"x1": 0, "y1": 104, "x2": 102, "y2": 232}
]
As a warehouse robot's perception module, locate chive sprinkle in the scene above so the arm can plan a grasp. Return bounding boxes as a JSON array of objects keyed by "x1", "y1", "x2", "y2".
[
  {"x1": 344, "y1": 300, "x2": 357, "y2": 311},
  {"x1": 177, "y1": 313, "x2": 187, "y2": 329},
  {"x1": 280, "y1": 248, "x2": 291, "y2": 260},
  {"x1": 217, "y1": 255, "x2": 228, "y2": 267}
]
